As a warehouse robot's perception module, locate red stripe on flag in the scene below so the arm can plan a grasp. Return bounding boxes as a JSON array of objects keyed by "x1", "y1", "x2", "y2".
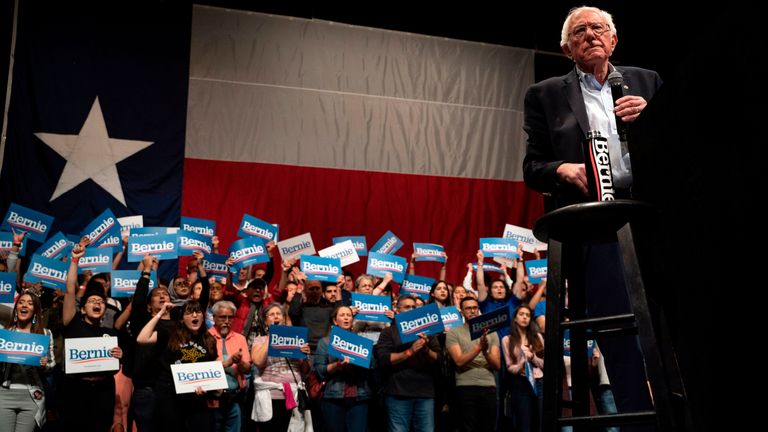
[{"x1": 182, "y1": 158, "x2": 543, "y2": 284}]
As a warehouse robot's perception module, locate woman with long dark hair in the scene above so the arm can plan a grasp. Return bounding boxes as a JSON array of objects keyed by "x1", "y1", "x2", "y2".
[
  {"x1": 0, "y1": 291, "x2": 55, "y2": 432},
  {"x1": 502, "y1": 304, "x2": 544, "y2": 432}
]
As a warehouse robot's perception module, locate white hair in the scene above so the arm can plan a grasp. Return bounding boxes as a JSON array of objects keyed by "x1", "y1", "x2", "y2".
[
  {"x1": 211, "y1": 300, "x2": 237, "y2": 316},
  {"x1": 560, "y1": 6, "x2": 617, "y2": 48}
]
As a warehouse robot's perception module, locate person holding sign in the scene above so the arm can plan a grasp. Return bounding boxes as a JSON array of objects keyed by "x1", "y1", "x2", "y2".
[
  {"x1": 136, "y1": 300, "x2": 218, "y2": 432},
  {"x1": 0, "y1": 291, "x2": 55, "y2": 432},
  {"x1": 446, "y1": 297, "x2": 500, "y2": 432},
  {"x1": 61, "y1": 242, "x2": 124, "y2": 432},
  {"x1": 313, "y1": 305, "x2": 372, "y2": 432},
  {"x1": 376, "y1": 295, "x2": 440, "y2": 432},
  {"x1": 501, "y1": 304, "x2": 545, "y2": 432},
  {"x1": 250, "y1": 303, "x2": 311, "y2": 432}
]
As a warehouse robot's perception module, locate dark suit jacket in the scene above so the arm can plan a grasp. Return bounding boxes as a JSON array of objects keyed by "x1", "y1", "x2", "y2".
[{"x1": 522, "y1": 66, "x2": 662, "y2": 210}]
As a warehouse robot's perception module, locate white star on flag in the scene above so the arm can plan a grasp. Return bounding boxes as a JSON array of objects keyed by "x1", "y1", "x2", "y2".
[{"x1": 35, "y1": 97, "x2": 153, "y2": 205}]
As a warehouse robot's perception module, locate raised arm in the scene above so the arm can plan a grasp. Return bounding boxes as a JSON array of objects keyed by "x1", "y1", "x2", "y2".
[
  {"x1": 136, "y1": 302, "x2": 171, "y2": 345},
  {"x1": 476, "y1": 250, "x2": 488, "y2": 302},
  {"x1": 63, "y1": 243, "x2": 86, "y2": 326}
]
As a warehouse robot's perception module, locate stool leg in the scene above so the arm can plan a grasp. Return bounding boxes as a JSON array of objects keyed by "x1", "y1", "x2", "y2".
[
  {"x1": 542, "y1": 239, "x2": 564, "y2": 432},
  {"x1": 617, "y1": 222, "x2": 676, "y2": 432}
]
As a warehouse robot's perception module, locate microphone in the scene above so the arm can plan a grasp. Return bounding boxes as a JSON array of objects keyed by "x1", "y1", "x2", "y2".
[{"x1": 607, "y1": 70, "x2": 629, "y2": 157}]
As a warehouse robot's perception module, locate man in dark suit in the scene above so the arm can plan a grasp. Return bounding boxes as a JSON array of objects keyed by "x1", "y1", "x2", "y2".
[
  {"x1": 522, "y1": 6, "x2": 662, "y2": 422},
  {"x1": 523, "y1": 6, "x2": 662, "y2": 211}
]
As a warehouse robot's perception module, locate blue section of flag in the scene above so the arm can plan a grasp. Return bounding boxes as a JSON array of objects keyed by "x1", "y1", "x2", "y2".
[{"x1": 0, "y1": 3, "x2": 191, "y2": 282}]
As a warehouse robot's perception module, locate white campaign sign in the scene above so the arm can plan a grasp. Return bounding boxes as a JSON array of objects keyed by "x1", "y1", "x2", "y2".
[
  {"x1": 319, "y1": 240, "x2": 360, "y2": 267},
  {"x1": 170, "y1": 361, "x2": 228, "y2": 394},
  {"x1": 277, "y1": 232, "x2": 316, "y2": 261},
  {"x1": 503, "y1": 224, "x2": 548, "y2": 252},
  {"x1": 118, "y1": 215, "x2": 144, "y2": 237},
  {"x1": 64, "y1": 336, "x2": 120, "y2": 374}
]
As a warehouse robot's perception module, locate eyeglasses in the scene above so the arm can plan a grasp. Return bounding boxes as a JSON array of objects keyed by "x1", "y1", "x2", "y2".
[
  {"x1": 184, "y1": 310, "x2": 202, "y2": 316},
  {"x1": 215, "y1": 315, "x2": 234, "y2": 321},
  {"x1": 86, "y1": 299, "x2": 105, "y2": 306},
  {"x1": 570, "y1": 22, "x2": 611, "y2": 39}
]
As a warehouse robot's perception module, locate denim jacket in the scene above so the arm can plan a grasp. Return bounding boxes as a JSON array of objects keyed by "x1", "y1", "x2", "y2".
[{"x1": 313, "y1": 336, "x2": 371, "y2": 400}]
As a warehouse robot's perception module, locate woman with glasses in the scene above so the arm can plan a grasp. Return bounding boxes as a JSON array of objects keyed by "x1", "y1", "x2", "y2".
[
  {"x1": 137, "y1": 299, "x2": 218, "y2": 432},
  {"x1": 61, "y1": 243, "x2": 123, "y2": 432},
  {"x1": 0, "y1": 290, "x2": 56, "y2": 432}
]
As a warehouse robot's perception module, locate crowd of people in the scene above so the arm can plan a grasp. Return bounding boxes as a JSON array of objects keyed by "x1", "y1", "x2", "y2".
[{"x1": 0, "y1": 4, "x2": 659, "y2": 431}]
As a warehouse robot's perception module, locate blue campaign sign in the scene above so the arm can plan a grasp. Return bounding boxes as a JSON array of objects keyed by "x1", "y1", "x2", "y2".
[
  {"x1": 351, "y1": 293, "x2": 392, "y2": 323},
  {"x1": 127, "y1": 233, "x2": 178, "y2": 262},
  {"x1": 180, "y1": 216, "x2": 216, "y2": 238},
  {"x1": 412, "y1": 243, "x2": 446, "y2": 263},
  {"x1": 479, "y1": 237, "x2": 520, "y2": 259},
  {"x1": 177, "y1": 230, "x2": 212, "y2": 256},
  {"x1": 300, "y1": 255, "x2": 341, "y2": 282},
  {"x1": 328, "y1": 326, "x2": 373, "y2": 369},
  {"x1": 24, "y1": 254, "x2": 68, "y2": 291},
  {"x1": 0, "y1": 329, "x2": 50, "y2": 366},
  {"x1": 563, "y1": 330, "x2": 596, "y2": 358},
  {"x1": 77, "y1": 247, "x2": 113, "y2": 274},
  {"x1": 525, "y1": 259, "x2": 548, "y2": 284},
  {"x1": 110, "y1": 270, "x2": 157, "y2": 298},
  {"x1": 35, "y1": 231, "x2": 73, "y2": 260},
  {"x1": 202, "y1": 253, "x2": 229, "y2": 283},
  {"x1": 371, "y1": 230, "x2": 403, "y2": 255},
  {"x1": 267, "y1": 325, "x2": 308, "y2": 360},
  {"x1": 81, "y1": 209, "x2": 122, "y2": 249},
  {"x1": 0, "y1": 231, "x2": 29, "y2": 257},
  {"x1": 395, "y1": 302, "x2": 445, "y2": 343},
  {"x1": 366, "y1": 252, "x2": 408, "y2": 283},
  {"x1": 227, "y1": 237, "x2": 269, "y2": 271},
  {"x1": 401, "y1": 274, "x2": 435, "y2": 300},
  {"x1": 0, "y1": 273, "x2": 16, "y2": 305},
  {"x1": 237, "y1": 214, "x2": 278, "y2": 243},
  {"x1": 471, "y1": 262, "x2": 504, "y2": 274},
  {"x1": 333, "y1": 236, "x2": 367, "y2": 256},
  {"x1": 1, "y1": 203, "x2": 54, "y2": 242},
  {"x1": 469, "y1": 304, "x2": 511, "y2": 340},
  {"x1": 440, "y1": 306, "x2": 464, "y2": 330},
  {"x1": 129, "y1": 227, "x2": 172, "y2": 237}
]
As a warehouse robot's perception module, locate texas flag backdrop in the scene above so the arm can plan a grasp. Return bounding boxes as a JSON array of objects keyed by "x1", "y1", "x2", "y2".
[{"x1": 0, "y1": 4, "x2": 543, "y2": 282}]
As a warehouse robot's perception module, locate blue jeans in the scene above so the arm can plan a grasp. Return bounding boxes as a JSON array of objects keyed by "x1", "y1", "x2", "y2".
[
  {"x1": 385, "y1": 396, "x2": 434, "y2": 432},
  {"x1": 321, "y1": 398, "x2": 369, "y2": 432},
  {"x1": 595, "y1": 385, "x2": 619, "y2": 432},
  {"x1": 214, "y1": 400, "x2": 241, "y2": 432}
]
